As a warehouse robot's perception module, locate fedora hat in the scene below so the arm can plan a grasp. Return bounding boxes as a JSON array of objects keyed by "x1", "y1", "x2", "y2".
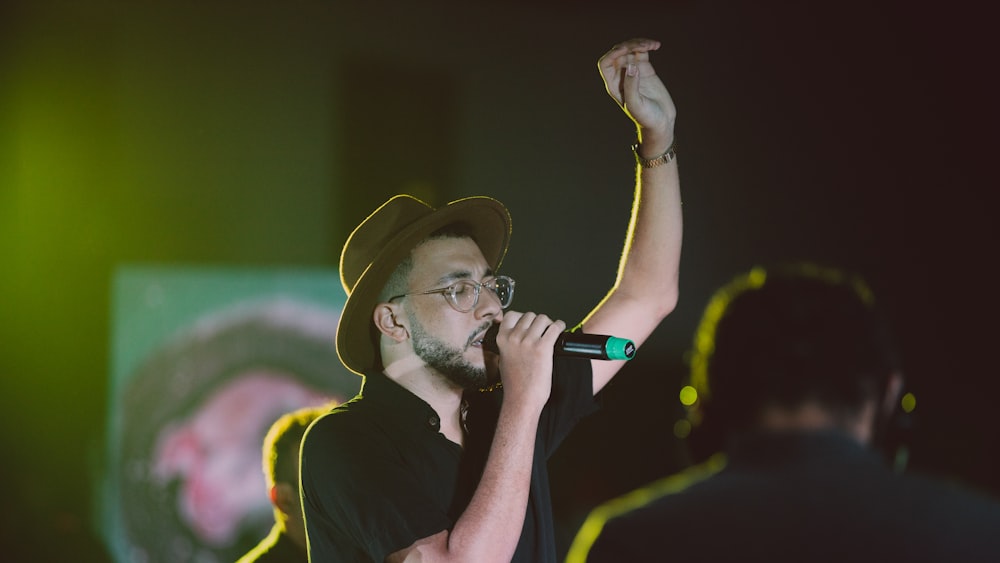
[{"x1": 337, "y1": 194, "x2": 512, "y2": 375}]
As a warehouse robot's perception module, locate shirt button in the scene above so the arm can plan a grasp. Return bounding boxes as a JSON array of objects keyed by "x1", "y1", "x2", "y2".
[{"x1": 428, "y1": 414, "x2": 440, "y2": 428}]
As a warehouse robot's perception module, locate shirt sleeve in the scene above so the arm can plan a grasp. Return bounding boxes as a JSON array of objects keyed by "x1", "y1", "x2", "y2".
[{"x1": 537, "y1": 355, "x2": 600, "y2": 459}]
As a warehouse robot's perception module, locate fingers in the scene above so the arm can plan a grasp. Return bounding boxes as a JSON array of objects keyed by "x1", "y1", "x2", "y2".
[
  {"x1": 621, "y1": 51, "x2": 646, "y2": 111},
  {"x1": 496, "y1": 311, "x2": 564, "y2": 407},
  {"x1": 499, "y1": 311, "x2": 566, "y2": 348},
  {"x1": 600, "y1": 38, "x2": 661, "y2": 61},
  {"x1": 520, "y1": 313, "x2": 565, "y2": 347},
  {"x1": 599, "y1": 38, "x2": 661, "y2": 72},
  {"x1": 599, "y1": 38, "x2": 662, "y2": 105}
]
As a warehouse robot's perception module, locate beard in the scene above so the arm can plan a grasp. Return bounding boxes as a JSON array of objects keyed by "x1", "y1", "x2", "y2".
[{"x1": 408, "y1": 314, "x2": 494, "y2": 390}]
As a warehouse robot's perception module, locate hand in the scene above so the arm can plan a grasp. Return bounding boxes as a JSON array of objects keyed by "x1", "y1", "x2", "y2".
[
  {"x1": 598, "y1": 38, "x2": 676, "y2": 151},
  {"x1": 494, "y1": 311, "x2": 565, "y2": 408}
]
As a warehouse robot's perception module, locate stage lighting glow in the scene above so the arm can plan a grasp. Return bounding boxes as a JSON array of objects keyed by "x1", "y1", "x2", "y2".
[
  {"x1": 679, "y1": 385, "x2": 698, "y2": 406},
  {"x1": 901, "y1": 392, "x2": 916, "y2": 414}
]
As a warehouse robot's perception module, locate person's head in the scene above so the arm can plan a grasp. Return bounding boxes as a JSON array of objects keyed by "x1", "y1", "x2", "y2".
[
  {"x1": 336, "y1": 195, "x2": 514, "y2": 386},
  {"x1": 262, "y1": 405, "x2": 329, "y2": 545},
  {"x1": 684, "y1": 263, "x2": 903, "y2": 450}
]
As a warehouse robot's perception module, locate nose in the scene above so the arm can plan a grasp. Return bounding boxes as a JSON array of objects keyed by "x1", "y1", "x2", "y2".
[{"x1": 475, "y1": 286, "x2": 503, "y2": 319}]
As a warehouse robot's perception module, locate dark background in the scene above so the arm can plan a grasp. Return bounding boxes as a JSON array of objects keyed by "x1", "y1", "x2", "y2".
[{"x1": 2, "y1": 1, "x2": 997, "y2": 560}]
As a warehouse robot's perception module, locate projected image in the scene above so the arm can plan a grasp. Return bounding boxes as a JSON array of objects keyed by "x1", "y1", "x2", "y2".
[{"x1": 104, "y1": 269, "x2": 359, "y2": 563}]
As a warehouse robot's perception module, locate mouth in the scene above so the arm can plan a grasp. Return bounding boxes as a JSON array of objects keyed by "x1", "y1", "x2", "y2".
[
  {"x1": 469, "y1": 323, "x2": 493, "y2": 349},
  {"x1": 470, "y1": 332, "x2": 486, "y2": 348}
]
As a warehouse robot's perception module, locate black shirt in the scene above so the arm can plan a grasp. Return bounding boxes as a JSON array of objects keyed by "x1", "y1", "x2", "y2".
[
  {"x1": 576, "y1": 430, "x2": 1000, "y2": 563},
  {"x1": 301, "y1": 356, "x2": 598, "y2": 562}
]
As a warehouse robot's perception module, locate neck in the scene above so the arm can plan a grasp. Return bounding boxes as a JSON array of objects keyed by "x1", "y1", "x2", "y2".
[
  {"x1": 757, "y1": 400, "x2": 875, "y2": 445},
  {"x1": 285, "y1": 521, "x2": 308, "y2": 551},
  {"x1": 274, "y1": 515, "x2": 307, "y2": 551},
  {"x1": 383, "y1": 355, "x2": 466, "y2": 445}
]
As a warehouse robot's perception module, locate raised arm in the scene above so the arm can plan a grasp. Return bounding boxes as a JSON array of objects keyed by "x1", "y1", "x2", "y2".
[{"x1": 581, "y1": 38, "x2": 682, "y2": 394}]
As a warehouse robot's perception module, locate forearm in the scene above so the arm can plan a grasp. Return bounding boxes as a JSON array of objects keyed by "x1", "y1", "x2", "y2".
[
  {"x1": 446, "y1": 399, "x2": 541, "y2": 560},
  {"x1": 586, "y1": 156, "x2": 681, "y2": 396},
  {"x1": 389, "y1": 398, "x2": 542, "y2": 562},
  {"x1": 424, "y1": 310, "x2": 560, "y2": 561},
  {"x1": 617, "y1": 146, "x2": 682, "y2": 316},
  {"x1": 582, "y1": 148, "x2": 682, "y2": 337}
]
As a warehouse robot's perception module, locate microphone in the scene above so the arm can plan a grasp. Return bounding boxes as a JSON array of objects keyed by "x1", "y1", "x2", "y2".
[{"x1": 482, "y1": 324, "x2": 636, "y2": 361}]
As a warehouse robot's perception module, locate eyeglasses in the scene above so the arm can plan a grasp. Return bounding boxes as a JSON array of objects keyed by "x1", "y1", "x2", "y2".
[{"x1": 388, "y1": 275, "x2": 515, "y2": 313}]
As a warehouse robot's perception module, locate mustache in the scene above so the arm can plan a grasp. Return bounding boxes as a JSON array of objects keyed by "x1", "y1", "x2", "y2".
[{"x1": 466, "y1": 321, "x2": 496, "y2": 348}]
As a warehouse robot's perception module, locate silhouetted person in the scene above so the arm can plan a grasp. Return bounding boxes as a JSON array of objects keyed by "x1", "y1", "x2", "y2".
[
  {"x1": 569, "y1": 264, "x2": 1000, "y2": 563},
  {"x1": 237, "y1": 405, "x2": 329, "y2": 563}
]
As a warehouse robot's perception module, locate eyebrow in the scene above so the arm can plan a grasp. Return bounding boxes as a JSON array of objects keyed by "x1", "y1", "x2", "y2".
[{"x1": 433, "y1": 268, "x2": 495, "y2": 287}]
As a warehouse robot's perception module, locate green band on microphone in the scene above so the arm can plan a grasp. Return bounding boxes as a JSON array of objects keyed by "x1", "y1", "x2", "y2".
[{"x1": 605, "y1": 337, "x2": 636, "y2": 361}]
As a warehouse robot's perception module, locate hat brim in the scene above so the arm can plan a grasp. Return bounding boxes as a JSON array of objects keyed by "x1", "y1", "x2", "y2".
[{"x1": 336, "y1": 197, "x2": 511, "y2": 375}]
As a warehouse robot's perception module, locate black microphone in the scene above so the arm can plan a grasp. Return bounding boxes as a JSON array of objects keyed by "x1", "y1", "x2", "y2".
[{"x1": 482, "y1": 324, "x2": 635, "y2": 361}]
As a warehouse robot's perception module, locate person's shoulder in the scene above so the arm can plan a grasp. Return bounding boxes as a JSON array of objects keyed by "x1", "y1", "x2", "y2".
[
  {"x1": 300, "y1": 398, "x2": 385, "y2": 457},
  {"x1": 896, "y1": 470, "x2": 1000, "y2": 514},
  {"x1": 881, "y1": 472, "x2": 1000, "y2": 559},
  {"x1": 305, "y1": 397, "x2": 367, "y2": 430},
  {"x1": 567, "y1": 454, "x2": 726, "y2": 562},
  {"x1": 612, "y1": 453, "x2": 727, "y2": 520},
  {"x1": 235, "y1": 527, "x2": 281, "y2": 563}
]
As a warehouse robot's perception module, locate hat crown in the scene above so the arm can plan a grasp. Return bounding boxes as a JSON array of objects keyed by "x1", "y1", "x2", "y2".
[{"x1": 340, "y1": 195, "x2": 434, "y2": 295}]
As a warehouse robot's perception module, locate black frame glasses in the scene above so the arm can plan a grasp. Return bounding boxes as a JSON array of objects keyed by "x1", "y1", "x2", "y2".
[{"x1": 388, "y1": 275, "x2": 515, "y2": 313}]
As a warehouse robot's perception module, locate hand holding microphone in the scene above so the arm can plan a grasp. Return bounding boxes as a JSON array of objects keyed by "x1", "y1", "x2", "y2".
[
  {"x1": 490, "y1": 312, "x2": 565, "y2": 408},
  {"x1": 483, "y1": 323, "x2": 635, "y2": 361}
]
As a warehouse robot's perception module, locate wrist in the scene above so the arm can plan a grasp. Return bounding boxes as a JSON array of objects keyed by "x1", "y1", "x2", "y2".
[
  {"x1": 635, "y1": 126, "x2": 674, "y2": 157},
  {"x1": 633, "y1": 139, "x2": 677, "y2": 169}
]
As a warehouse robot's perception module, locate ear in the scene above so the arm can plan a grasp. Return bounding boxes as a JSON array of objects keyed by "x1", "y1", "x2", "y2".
[
  {"x1": 882, "y1": 371, "x2": 904, "y2": 415},
  {"x1": 271, "y1": 483, "x2": 298, "y2": 516},
  {"x1": 373, "y1": 302, "x2": 409, "y2": 343}
]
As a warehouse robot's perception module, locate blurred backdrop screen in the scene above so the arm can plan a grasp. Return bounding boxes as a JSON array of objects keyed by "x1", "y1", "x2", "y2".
[{"x1": 98, "y1": 266, "x2": 359, "y2": 563}]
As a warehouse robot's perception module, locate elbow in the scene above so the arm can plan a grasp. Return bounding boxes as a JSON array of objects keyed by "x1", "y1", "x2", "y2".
[
  {"x1": 613, "y1": 277, "x2": 678, "y2": 322},
  {"x1": 648, "y1": 273, "x2": 679, "y2": 320},
  {"x1": 656, "y1": 286, "x2": 679, "y2": 320}
]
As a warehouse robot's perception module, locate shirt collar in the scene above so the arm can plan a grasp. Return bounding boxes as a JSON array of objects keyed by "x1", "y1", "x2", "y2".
[
  {"x1": 361, "y1": 370, "x2": 447, "y2": 432},
  {"x1": 726, "y1": 428, "x2": 882, "y2": 467}
]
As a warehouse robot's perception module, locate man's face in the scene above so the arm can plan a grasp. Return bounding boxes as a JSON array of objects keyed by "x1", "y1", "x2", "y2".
[{"x1": 402, "y1": 236, "x2": 503, "y2": 389}]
